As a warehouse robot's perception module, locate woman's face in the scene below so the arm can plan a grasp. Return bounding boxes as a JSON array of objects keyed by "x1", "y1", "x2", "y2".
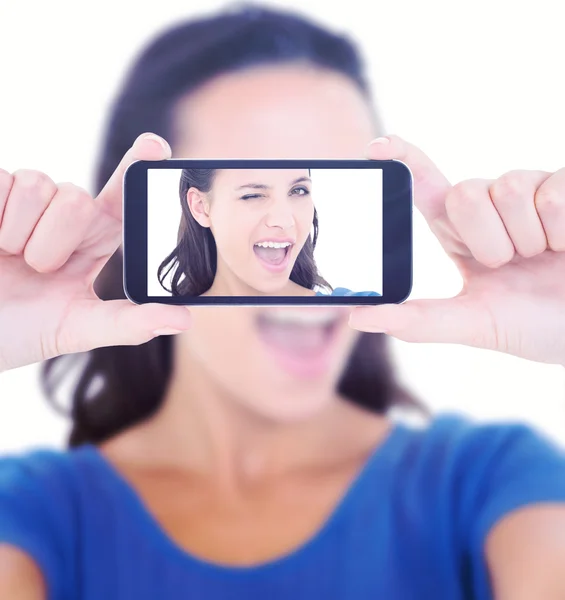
[
  {"x1": 188, "y1": 168, "x2": 315, "y2": 294},
  {"x1": 173, "y1": 63, "x2": 377, "y2": 421}
]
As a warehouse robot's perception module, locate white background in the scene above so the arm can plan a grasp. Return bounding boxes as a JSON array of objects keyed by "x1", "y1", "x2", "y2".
[
  {"x1": 147, "y1": 168, "x2": 383, "y2": 296},
  {"x1": 0, "y1": 0, "x2": 563, "y2": 453}
]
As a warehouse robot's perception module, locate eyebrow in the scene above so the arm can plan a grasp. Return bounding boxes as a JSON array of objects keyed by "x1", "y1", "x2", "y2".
[{"x1": 235, "y1": 176, "x2": 311, "y2": 190}]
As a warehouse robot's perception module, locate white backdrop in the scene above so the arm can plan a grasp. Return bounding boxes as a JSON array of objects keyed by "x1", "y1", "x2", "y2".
[
  {"x1": 147, "y1": 168, "x2": 383, "y2": 296},
  {"x1": 0, "y1": 0, "x2": 563, "y2": 453}
]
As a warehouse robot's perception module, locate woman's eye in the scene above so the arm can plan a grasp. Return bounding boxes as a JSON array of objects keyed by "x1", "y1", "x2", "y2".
[
  {"x1": 291, "y1": 186, "x2": 310, "y2": 196},
  {"x1": 240, "y1": 194, "x2": 264, "y2": 200}
]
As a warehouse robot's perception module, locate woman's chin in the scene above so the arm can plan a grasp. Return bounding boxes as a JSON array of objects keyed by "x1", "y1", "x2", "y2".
[{"x1": 240, "y1": 275, "x2": 293, "y2": 296}]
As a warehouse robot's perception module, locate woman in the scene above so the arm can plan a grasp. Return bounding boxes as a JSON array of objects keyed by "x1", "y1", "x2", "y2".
[
  {"x1": 158, "y1": 167, "x2": 332, "y2": 296},
  {"x1": 0, "y1": 5, "x2": 565, "y2": 599},
  {"x1": 158, "y1": 167, "x2": 377, "y2": 297}
]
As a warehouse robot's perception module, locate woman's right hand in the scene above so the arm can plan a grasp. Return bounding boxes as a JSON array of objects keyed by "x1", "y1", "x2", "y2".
[{"x1": 0, "y1": 133, "x2": 192, "y2": 373}]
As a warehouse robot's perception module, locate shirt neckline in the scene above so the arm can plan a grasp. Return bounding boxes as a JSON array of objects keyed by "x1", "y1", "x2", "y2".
[{"x1": 78, "y1": 421, "x2": 408, "y2": 577}]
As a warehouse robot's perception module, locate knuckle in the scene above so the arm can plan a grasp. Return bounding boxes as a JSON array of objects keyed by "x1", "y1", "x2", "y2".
[
  {"x1": 548, "y1": 230, "x2": 565, "y2": 252},
  {"x1": 490, "y1": 171, "x2": 528, "y2": 208},
  {"x1": 24, "y1": 252, "x2": 55, "y2": 273},
  {"x1": 492, "y1": 170, "x2": 528, "y2": 196},
  {"x1": 535, "y1": 187, "x2": 563, "y2": 213},
  {"x1": 483, "y1": 249, "x2": 514, "y2": 268},
  {"x1": 517, "y1": 243, "x2": 546, "y2": 258},
  {"x1": 13, "y1": 169, "x2": 55, "y2": 199},
  {"x1": 445, "y1": 180, "x2": 483, "y2": 213},
  {"x1": 0, "y1": 169, "x2": 14, "y2": 194},
  {"x1": 56, "y1": 183, "x2": 94, "y2": 210},
  {"x1": 14, "y1": 169, "x2": 50, "y2": 189},
  {"x1": 516, "y1": 242, "x2": 546, "y2": 258},
  {"x1": 57, "y1": 182, "x2": 90, "y2": 200}
]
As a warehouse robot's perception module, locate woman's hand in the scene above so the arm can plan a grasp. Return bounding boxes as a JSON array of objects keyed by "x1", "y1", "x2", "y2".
[
  {"x1": 0, "y1": 133, "x2": 191, "y2": 373},
  {"x1": 349, "y1": 135, "x2": 565, "y2": 367}
]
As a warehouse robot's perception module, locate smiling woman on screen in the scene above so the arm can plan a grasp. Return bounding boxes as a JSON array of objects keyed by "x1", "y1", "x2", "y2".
[
  {"x1": 0, "y1": 4, "x2": 565, "y2": 600},
  {"x1": 159, "y1": 167, "x2": 329, "y2": 296},
  {"x1": 157, "y1": 167, "x2": 378, "y2": 297}
]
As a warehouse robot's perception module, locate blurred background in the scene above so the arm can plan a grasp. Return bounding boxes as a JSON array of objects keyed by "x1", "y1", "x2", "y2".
[{"x1": 0, "y1": 0, "x2": 563, "y2": 452}]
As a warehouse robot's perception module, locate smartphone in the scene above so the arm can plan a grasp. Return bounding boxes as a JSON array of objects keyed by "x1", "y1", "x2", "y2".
[{"x1": 123, "y1": 158, "x2": 412, "y2": 305}]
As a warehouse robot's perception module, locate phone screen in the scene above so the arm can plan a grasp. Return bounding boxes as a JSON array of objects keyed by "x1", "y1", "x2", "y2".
[{"x1": 146, "y1": 167, "x2": 383, "y2": 299}]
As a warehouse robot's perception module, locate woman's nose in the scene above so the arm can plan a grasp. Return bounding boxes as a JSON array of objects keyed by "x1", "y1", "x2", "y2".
[{"x1": 265, "y1": 197, "x2": 294, "y2": 230}]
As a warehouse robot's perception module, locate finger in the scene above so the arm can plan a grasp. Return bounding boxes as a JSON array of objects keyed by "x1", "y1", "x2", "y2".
[
  {"x1": 445, "y1": 179, "x2": 515, "y2": 268},
  {"x1": 489, "y1": 170, "x2": 551, "y2": 257},
  {"x1": 534, "y1": 167, "x2": 565, "y2": 251},
  {"x1": 58, "y1": 298, "x2": 192, "y2": 355},
  {"x1": 24, "y1": 183, "x2": 97, "y2": 273},
  {"x1": 95, "y1": 132, "x2": 171, "y2": 222},
  {"x1": 0, "y1": 169, "x2": 57, "y2": 255},
  {"x1": 348, "y1": 296, "x2": 488, "y2": 347},
  {"x1": 366, "y1": 134, "x2": 452, "y2": 223},
  {"x1": 0, "y1": 169, "x2": 14, "y2": 256},
  {"x1": 0, "y1": 169, "x2": 13, "y2": 225}
]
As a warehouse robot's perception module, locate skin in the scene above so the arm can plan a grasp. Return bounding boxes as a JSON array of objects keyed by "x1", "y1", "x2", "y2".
[
  {"x1": 1, "y1": 64, "x2": 565, "y2": 597},
  {"x1": 186, "y1": 167, "x2": 316, "y2": 296},
  {"x1": 350, "y1": 139, "x2": 565, "y2": 366}
]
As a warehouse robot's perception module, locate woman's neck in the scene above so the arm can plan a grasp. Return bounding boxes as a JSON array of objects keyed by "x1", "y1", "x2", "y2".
[{"x1": 103, "y1": 337, "x2": 388, "y2": 492}]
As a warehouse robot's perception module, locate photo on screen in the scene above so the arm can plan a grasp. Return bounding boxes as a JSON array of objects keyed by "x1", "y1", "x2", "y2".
[{"x1": 147, "y1": 168, "x2": 383, "y2": 298}]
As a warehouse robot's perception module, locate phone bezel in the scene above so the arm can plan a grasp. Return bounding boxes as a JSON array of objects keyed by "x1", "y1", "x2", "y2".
[{"x1": 123, "y1": 158, "x2": 413, "y2": 305}]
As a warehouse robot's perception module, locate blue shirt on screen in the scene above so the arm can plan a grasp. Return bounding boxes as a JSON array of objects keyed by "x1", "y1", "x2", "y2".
[
  {"x1": 316, "y1": 287, "x2": 380, "y2": 297},
  {"x1": 1, "y1": 415, "x2": 565, "y2": 599}
]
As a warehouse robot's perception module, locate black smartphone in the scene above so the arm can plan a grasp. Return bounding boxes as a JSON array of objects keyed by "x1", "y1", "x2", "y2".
[{"x1": 123, "y1": 158, "x2": 412, "y2": 305}]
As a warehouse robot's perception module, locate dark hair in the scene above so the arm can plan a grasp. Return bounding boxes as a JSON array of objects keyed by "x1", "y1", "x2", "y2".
[
  {"x1": 158, "y1": 168, "x2": 331, "y2": 295},
  {"x1": 41, "y1": 3, "x2": 423, "y2": 448}
]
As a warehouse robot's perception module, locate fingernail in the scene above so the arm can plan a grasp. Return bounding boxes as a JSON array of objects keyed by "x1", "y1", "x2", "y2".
[
  {"x1": 153, "y1": 327, "x2": 183, "y2": 336},
  {"x1": 141, "y1": 133, "x2": 170, "y2": 152},
  {"x1": 370, "y1": 136, "x2": 390, "y2": 145}
]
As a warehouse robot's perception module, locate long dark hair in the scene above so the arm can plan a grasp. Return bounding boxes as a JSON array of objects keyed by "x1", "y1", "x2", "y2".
[
  {"x1": 158, "y1": 168, "x2": 331, "y2": 295},
  {"x1": 41, "y1": 3, "x2": 423, "y2": 448}
]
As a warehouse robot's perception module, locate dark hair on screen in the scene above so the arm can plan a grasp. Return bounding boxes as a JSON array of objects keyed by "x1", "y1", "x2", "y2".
[
  {"x1": 40, "y1": 3, "x2": 424, "y2": 447},
  {"x1": 158, "y1": 168, "x2": 331, "y2": 295}
]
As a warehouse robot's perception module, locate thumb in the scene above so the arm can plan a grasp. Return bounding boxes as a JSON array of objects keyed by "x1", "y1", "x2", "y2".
[
  {"x1": 367, "y1": 134, "x2": 452, "y2": 224},
  {"x1": 349, "y1": 297, "x2": 485, "y2": 346},
  {"x1": 60, "y1": 299, "x2": 192, "y2": 354},
  {"x1": 95, "y1": 132, "x2": 172, "y2": 222}
]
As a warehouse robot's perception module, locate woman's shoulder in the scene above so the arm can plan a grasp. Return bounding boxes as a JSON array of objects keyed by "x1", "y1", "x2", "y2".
[
  {"x1": 0, "y1": 444, "x2": 99, "y2": 516},
  {"x1": 389, "y1": 414, "x2": 565, "y2": 540},
  {"x1": 391, "y1": 413, "x2": 565, "y2": 529},
  {"x1": 0, "y1": 445, "x2": 92, "y2": 523},
  {"x1": 0, "y1": 446, "x2": 88, "y2": 598},
  {"x1": 395, "y1": 412, "x2": 565, "y2": 471},
  {"x1": 0, "y1": 445, "x2": 83, "y2": 486}
]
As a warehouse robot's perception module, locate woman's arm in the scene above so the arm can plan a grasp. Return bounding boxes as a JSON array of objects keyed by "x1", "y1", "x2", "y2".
[
  {"x1": 486, "y1": 505, "x2": 565, "y2": 599},
  {"x1": 0, "y1": 545, "x2": 46, "y2": 599}
]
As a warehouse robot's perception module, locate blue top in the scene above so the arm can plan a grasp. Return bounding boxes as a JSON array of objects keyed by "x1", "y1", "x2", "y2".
[
  {"x1": 316, "y1": 287, "x2": 380, "y2": 296},
  {"x1": 1, "y1": 415, "x2": 565, "y2": 599}
]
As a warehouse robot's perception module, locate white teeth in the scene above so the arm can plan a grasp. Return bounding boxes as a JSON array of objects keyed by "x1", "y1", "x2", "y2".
[
  {"x1": 262, "y1": 309, "x2": 339, "y2": 327},
  {"x1": 254, "y1": 241, "x2": 292, "y2": 249}
]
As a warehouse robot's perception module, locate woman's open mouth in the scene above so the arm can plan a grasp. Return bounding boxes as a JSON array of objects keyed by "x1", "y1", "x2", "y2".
[
  {"x1": 253, "y1": 240, "x2": 293, "y2": 273},
  {"x1": 256, "y1": 308, "x2": 347, "y2": 378}
]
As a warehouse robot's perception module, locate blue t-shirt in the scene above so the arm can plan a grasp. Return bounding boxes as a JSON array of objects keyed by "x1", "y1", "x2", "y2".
[
  {"x1": 1, "y1": 415, "x2": 565, "y2": 599},
  {"x1": 316, "y1": 287, "x2": 380, "y2": 297}
]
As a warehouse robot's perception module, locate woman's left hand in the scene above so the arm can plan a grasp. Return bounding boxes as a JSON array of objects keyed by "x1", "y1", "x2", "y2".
[{"x1": 349, "y1": 135, "x2": 565, "y2": 367}]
